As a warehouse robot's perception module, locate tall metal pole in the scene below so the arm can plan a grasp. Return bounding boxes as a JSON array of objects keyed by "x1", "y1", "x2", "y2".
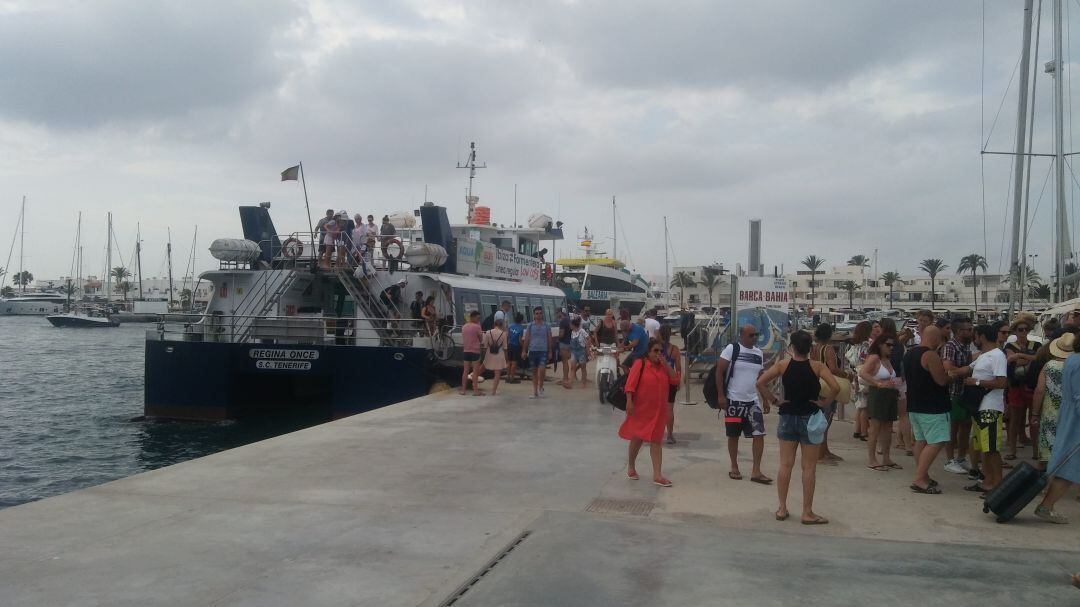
[
  {"x1": 166, "y1": 228, "x2": 175, "y2": 311},
  {"x1": 1054, "y1": 0, "x2": 1069, "y2": 302},
  {"x1": 1021, "y1": 0, "x2": 1044, "y2": 311},
  {"x1": 1009, "y1": 0, "x2": 1036, "y2": 317},
  {"x1": 611, "y1": 196, "x2": 617, "y2": 262},
  {"x1": 105, "y1": 212, "x2": 112, "y2": 303},
  {"x1": 18, "y1": 196, "x2": 25, "y2": 292},
  {"x1": 663, "y1": 216, "x2": 670, "y2": 307},
  {"x1": 299, "y1": 162, "x2": 315, "y2": 260},
  {"x1": 136, "y1": 223, "x2": 144, "y2": 300}
]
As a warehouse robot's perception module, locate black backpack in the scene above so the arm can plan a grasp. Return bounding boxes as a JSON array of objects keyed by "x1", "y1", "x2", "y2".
[
  {"x1": 608, "y1": 359, "x2": 645, "y2": 411},
  {"x1": 703, "y1": 342, "x2": 740, "y2": 409}
]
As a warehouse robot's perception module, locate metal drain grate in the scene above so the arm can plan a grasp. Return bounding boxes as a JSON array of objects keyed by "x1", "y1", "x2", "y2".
[
  {"x1": 439, "y1": 531, "x2": 532, "y2": 606},
  {"x1": 585, "y1": 498, "x2": 655, "y2": 516}
]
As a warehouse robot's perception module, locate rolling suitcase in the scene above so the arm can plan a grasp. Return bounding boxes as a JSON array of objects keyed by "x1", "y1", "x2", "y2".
[{"x1": 982, "y1": 443, "x2": 1080, "y2": 523}]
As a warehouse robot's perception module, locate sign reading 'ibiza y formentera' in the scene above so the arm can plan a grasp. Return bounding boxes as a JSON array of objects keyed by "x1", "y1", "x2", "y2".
[{"x1": 456, "y1": 238, "x2": 542, "y2": 283}]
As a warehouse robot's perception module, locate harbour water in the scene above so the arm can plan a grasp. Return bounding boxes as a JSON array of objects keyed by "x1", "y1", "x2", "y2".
[{"x1": 0, "y1": 316, "x2": 320, "y2": 508}]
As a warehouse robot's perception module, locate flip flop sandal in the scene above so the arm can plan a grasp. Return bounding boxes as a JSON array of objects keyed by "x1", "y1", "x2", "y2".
[
  {"x1": 775, "y1": 511, "x2": 790, "y2": 521},
  {"x1": 654, "y1": 478, "x2": 673, "y2": 487},
  {"x1": 964, "y1": 483, "x2": 988, "y2": 492},
  {"x1": 867, "y1": 465, "x2": 890, "y2": 472},
  {"x1": 885, "y1": 463, "x2": 903, "y2": 470},
  {"x1": 728, "y1": 471, "x2": 743, "y2": 480},
  {"x1": 928, "y1": 478, "x2": 939, "y2": 487},
  {"x1": 801, "y1": 516, "x2": 829, "y2": 525},
  {"x1": 910, "y1": 484, "x2": 942, "y2": 494},
  {"x1": 627, "y1": 471, "x2": 639, "y2": 481},
  {"x1": 750, "y1": 476, "x2": 774, "y2": 485}
]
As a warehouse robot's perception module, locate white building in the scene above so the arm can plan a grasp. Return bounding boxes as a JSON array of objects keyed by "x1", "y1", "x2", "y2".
[
  {"x1": 785, "y1": 265, "x2": 1046, "y2": 312},
  {"x1": 33, "y1": 275, "x2": 213, "y2": 303},
  {"x1": 670, "y1": 264, "x2": 732, "y2": 310}
]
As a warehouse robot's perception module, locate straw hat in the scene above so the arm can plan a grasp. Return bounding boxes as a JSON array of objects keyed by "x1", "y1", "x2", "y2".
[
  {"x1": 1050, "y1": 332, "x2": 1076, "y2": 359},
  {"x1": 1011, "y1": 313, "x2": 1037, "y2": 330}
]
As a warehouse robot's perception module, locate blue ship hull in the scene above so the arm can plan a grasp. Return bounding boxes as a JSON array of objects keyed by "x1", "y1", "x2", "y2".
[{"x1": 144, "y1": 340, "x2": 434, "y2": 421}]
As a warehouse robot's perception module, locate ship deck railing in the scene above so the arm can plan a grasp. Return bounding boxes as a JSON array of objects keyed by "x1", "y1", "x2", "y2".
[
  {"x1": 217, "y1": 231, "x2": 425, "y2": 276},
  {"x1": 149, "y1": 313, "x2": 433, "y2": 348}
]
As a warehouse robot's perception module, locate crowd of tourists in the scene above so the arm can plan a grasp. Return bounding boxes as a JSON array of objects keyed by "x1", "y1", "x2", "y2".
[{"x1": 313, "y1": 208, "x2": 398, "y2": 272}]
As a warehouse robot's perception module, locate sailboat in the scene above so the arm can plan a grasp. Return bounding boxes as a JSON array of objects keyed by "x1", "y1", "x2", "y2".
[{"x1": 47, "y1": 212, "x2": 118, "y2": 328}]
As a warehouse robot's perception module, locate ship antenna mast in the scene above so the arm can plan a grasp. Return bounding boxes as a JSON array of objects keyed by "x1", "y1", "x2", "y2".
[{"x1": 456, "y1": 141, "x2": 486, "y2": 222}]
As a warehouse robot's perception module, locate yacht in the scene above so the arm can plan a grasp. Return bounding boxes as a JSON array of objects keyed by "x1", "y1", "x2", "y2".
[
  {"x1": 555, "y1": 230, "x2": 648, "y2": 316},
  {"x1": 1, "y1": 292, "x2": 66, "y2": 315}
]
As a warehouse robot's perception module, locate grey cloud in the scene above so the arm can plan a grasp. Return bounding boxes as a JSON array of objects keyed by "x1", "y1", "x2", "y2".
[{"x1": 0, "y1": 0, "x2": 303, "y2": 127}]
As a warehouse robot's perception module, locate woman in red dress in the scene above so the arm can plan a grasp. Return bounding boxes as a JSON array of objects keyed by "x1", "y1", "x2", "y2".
[{"x1": 620, "y1": 338, "x2": 681, "y2": 487}]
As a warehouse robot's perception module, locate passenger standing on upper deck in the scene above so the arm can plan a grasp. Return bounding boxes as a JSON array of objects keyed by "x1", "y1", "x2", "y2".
[
  {"x1": 521, "y1": 307, "x2": 551, "y2": 400},
  {"x1": 315, "y1": 209, "x2": 334, "y2": 262},
  {"x1": 421, "y1": 295, "x2": 437, "y2": 335},
  {"x1": 365, "y1": 215, "x2": 379, "y2": 266},
  {"x1": 620, "y1": 337, "x2": 680, "y2": 487},
  {"x1": 459, "y1": 310, "x2": 485, "y2": 396},
  {"x1": 410, "y1": 291, "x2": 424, "y2": 320}
]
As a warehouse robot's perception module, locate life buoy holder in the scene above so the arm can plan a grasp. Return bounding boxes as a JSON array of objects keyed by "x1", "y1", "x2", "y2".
[
  {"x1": 385, "y1": 238, "x2": 405, "y2": 260},
  {"x1": 281, "y1": 237, "x2": 303, "y2": 259}
]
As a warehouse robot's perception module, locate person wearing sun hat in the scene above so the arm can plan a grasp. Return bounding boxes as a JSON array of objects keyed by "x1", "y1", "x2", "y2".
[{"x1": 1033, "y1": 330, "x2": 1080, "y2": 524}]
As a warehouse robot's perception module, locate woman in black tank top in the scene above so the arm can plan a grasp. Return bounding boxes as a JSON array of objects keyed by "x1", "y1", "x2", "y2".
[
  {"x1": 595, "y1": 310, "x2": 618, "y2": 345},
  {"x1": 756, "y1": 330, "x2": 840, "y2": 525}
]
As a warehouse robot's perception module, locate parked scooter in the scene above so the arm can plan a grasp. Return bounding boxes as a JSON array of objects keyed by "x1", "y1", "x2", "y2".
[{"x1": 594, "y1": 344, "x2": 619, "y2": 404}]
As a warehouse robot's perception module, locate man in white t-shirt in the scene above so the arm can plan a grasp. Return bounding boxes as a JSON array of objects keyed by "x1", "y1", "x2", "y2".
[
  {"x1": 714, "y1": 324, "x2": 771, "y2": 484},
  {"x1": 643, "y1": 309, "x2": 661, "y2": 339},
  {"x1": 956, "y1": 322, "x2": 1009, "y2": 493}
]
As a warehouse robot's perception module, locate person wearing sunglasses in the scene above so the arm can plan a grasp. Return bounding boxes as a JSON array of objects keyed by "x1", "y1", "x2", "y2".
[
  {"x1": 859, "y1": 334, "x2": 902, "y2": 472},
  {"x1": 1003, "y1": 315, "x2": 1040, "y2": 461},
  {"x1": 953, "y1": 324, "x2": 1010, "y2": 494},
  {"x1": 716, "y1": 325, "x2": 771, "y2": 484},
  {"x1": 619, "y1": 337, "x2": 680, "y2": 487}
]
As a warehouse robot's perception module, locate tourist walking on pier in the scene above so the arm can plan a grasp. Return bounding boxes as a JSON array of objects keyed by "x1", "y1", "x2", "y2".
[
  {"x1": 460, "y1": 311, "x2": 484, "y2": 396},
  {"x1": 1004, "y1": 316, "x2": 1039, "y2": 461},
  {"x1": 522, "y1": 307, "x2": 551, "y2": 399},
  {"x1": 1033, "y1": 331, "x2": 1080, "y2": 524},
  {"x1": 904, "y1": 326, "x2": 951, "y2": 494},
  {"x1": 557, "y1": 310, "x2": 573, "y2": 389},
  {"x1": 1033, "y1": 332, "x2": 1072, "y2": 470},
  {"x1": 942, "y1": 317, "x2": 974, "y2": 474},
  {"x1": 506, "y1": 312, "x2": 525, "y2": 383},
  {"x1": 658, "y1": 324, "x2": 681, "y2": 445},
  {"x1": 483, "y1": 316, "x2": 508, "y2": 396},
  {"x1": 811, "y1": 323, "x2": 848, "y2": 462},
  {"x1": 847, "y1": 321, "x2": 873, "y2": 440},
  {"x1": 620, "y1": 337, "x2": 680, "y2": 487},
  {"x1": 957, "y1": 324, "x2": 1009, "y2": 493},
  {"x1": 569, "y1": 316, "x2": 590, "y2": 388},
  {"x1": 716, "y1": 324, "x2": 771, "y2": 484},
  {"x1": 860, "y1": 334, "x2": 901, "y2": 471},
  {"x1": 756, "y1": 330, "x2": 839, "y2": 524},
  {"x1": 643, "y1": 309, "x2": 660, "y2": 339}
]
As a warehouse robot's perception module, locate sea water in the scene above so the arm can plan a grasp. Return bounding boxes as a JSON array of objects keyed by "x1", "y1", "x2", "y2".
[{"x1": 0, "y1": 316, "x2": 318, "y2": 508}]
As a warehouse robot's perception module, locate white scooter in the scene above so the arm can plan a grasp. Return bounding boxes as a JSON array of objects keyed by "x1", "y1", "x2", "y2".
[{"x1": 594, "y1": 344, "x2": 620, "y2": 404}]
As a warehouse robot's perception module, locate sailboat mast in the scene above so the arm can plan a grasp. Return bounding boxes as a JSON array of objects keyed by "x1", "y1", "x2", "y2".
[
  {"x1": 18, "y1": 195, "x2": 25, "y2": 292},
  {"x1": 105, "y1": 212, "x2": 112, "y2": 303},
  {"x1": 1008, "y1": 0, "x2": 1035, "y2": 316},
  {"x1": 136, "y1": 223, "x2": 144, "y2": 300},
  {"x1": 612, "y1": 196, "x2": 617, "y2": 262},
  {"x1": 1053, "y1": 0, "x2": 1070, "y2": 302},
  {"x1": 167, "y1": 228, "x2": 174, "y2": 311},
  {"x1": 76, "y1": 211, "x2": 82, "y2": 297},
  {"x1": 663, "y1": 216, "x2": 670, "y2": 305}
]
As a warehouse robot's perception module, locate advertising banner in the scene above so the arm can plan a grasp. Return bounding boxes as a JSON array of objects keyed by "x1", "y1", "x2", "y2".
[{"x1": 456, "y1": 238, "x2": 542, "y2": 283}]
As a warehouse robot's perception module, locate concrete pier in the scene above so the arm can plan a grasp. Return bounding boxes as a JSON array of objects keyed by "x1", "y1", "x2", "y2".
[{"x1": 1, "y1": 380, "x2": 1078, "y2": 606}]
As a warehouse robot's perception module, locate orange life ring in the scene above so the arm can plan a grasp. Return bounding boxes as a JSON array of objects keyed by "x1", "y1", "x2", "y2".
[
  {"x1": 385, "y1": 238, "x2": 404, "y2": 260},
  {"x1": 281, "y1": 237, "x2": 303, "y2": 259}
]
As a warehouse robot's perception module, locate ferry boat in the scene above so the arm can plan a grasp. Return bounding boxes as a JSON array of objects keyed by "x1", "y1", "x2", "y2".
[
  {"x1": 555, "y1": 230, "x2": 648, "y2": 315},
  {"x1": 1, "y1": 292, "x2": 66, "y2": 315},
  {"x1": 145, "y1": 193, "x2": 566, "y2": 421}
]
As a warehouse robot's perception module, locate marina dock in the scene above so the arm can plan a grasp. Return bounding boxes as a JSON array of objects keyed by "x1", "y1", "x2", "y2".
[{"x1": 2, "y1": 382, "x2": 1077, "y2": 606}]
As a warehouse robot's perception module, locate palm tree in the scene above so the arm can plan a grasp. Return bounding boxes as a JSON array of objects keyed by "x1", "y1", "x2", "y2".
[
  {"x1": 0, "y1": 286, "x2": 13, "y2": 298},
  {"x1": 919, "y1": 259, "x2": 948, "y2": 304},
  {"x1": 700, "y1": 269, "x2": 721, "y2": 310},
  {"x1": 881, "y1": 271, "x2": 901, "y2": 307},
  {"x1": 801, "y1": 255, "x2": 825, "y2": 310},
  {"x1": 956, "y1": 253, "x2": 988, "y2": 311},
  {"x1": 119, "y1": 281, "x2": 132, "y2": 302},
  {"x1": 60, "y1": 280, "x2": 77, "y2": 310},
  {"x1": 179, "y1": 288, "x2": 193, "y2": 311},
  {"x1": 839, "y1": 280, "x2": 861, "y2": 309},
  {"x1": 1031, "y1": 283, "x2": 1052, "y2": 300},
  {"x1": 847, "y1": 254, "x2": 870, "y2": 269},
  {"x1": 111, "y1": 267, "x2": 132, "y2": 302},
  {"x1": 670, "y1": 271, "x2": 695, "y2": 308},
  {"x1": 12, "y1": 270, "x2": 33, "y2": 289}
]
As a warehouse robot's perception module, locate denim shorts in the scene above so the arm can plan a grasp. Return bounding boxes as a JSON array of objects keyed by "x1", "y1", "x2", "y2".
[
  {"x1": 528, "y1": 351, "x2": 548, "y2": 368},
  {"x1": 777, "y1": 413, "x2": 813, "y2": 445},
  {"x1": 571, "y1": 347, "x2": 587, "y2": 364}
]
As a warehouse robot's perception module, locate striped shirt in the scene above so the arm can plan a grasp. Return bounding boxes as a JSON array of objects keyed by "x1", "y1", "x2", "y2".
[{"x1": 941, "y1": 338, "x2": 971, "y2": 400}]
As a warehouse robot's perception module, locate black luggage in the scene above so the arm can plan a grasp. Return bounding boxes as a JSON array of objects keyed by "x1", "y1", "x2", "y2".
[
  {"x1": 982, "y1": 443, "x2": 1080, "y2": 523},
  {"x1": 981, "y1": 461, "x2": 1046, "y2": 523}
]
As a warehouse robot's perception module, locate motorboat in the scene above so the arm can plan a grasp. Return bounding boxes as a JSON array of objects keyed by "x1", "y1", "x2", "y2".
[{"x1": 46, "y1": 311, "x2": 118, "y2": 328}]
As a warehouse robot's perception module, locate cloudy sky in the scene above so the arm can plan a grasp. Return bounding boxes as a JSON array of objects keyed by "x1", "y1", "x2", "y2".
[{"x1": 0, "y1": 0, "x2": 1076, "y2": 286}]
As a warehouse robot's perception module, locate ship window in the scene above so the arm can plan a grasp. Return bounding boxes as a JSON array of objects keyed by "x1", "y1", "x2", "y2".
[
  {"x1": 543, "y1": 298, "x2": 556, "y2": 322},
  {"x1": 480, "y1": 294, "x2": 499, "y2": 321},
  {"x1": 515, "y1": 297, "x2": 529, "y2": 318},
  {"x1": 460, "y1": 291, "x2": 480, "y2": 323},
  {"x1": 583, "y1": 273, "x2": 646, "y2": 293}
]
